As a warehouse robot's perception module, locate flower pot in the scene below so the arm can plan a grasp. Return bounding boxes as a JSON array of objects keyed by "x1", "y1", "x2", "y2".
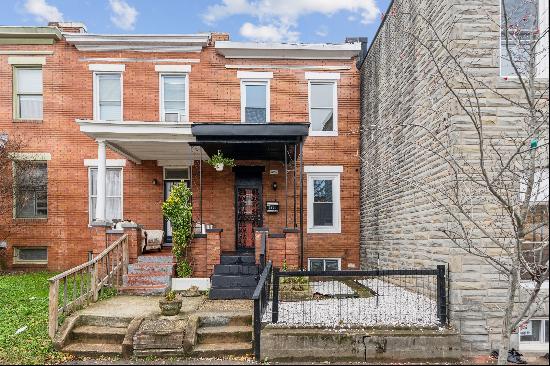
[
  {"x1": 159, "y1": 298, "x2": 182, "y2": 316},
  {"x1": 214, "y1": 163, "x2": 224, "y2": 171}
]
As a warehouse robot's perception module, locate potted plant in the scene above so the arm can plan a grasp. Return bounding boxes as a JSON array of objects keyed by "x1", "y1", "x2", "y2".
[
  {"x1": 207, "y1": 150, "x2": 235, "y2": 172},
  {"x1": 159, "y1": 290, "x2": 182, "y2": 316}
]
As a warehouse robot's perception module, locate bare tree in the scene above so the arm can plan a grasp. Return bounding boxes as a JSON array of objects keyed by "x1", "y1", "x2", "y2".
[{"x1": 361, "y1": 0, "x2": 548, "y2": 363}]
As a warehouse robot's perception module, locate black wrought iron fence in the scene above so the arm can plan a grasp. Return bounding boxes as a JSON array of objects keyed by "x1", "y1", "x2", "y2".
[
  {"x1": 252, "y1": 260, "x2": 272, "y2": 361},
  {"x1": 268, "y1": 266, "x2": 448, "y2": 328}
]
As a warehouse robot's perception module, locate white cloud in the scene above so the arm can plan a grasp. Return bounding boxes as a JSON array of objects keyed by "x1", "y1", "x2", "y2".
[
  {"x1": 23, "y1": 0, "x2": 63, "y2": 23},
  {"x1": 203, "y1": 0, "x2": 380, "y2": 42},
  {"x1": 109, "y1": 0, "x2": 138, "y2": 31},
  {"x1": 315, "y1": 26, "x2": 328, "y2": 37}
]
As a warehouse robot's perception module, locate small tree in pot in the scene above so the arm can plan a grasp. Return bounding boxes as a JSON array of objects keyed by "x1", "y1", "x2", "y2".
[{"x1": 162, "y1": 182, "x2": 193, "y2": 277}]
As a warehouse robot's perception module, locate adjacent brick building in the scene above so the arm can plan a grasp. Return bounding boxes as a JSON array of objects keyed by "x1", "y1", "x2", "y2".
[{"x1": 0, "y1": 24, "x2": 361, "y2": 276}]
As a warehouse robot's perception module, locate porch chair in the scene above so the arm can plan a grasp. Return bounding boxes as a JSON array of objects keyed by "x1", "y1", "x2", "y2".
[{"x1": 141, "y1": 229, "x2": 164, "y2": 252}]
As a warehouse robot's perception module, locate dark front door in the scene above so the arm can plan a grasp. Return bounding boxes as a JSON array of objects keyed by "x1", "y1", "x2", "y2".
[{"x1": 235, "y1": 170, "x2": 263, "y2": 250}]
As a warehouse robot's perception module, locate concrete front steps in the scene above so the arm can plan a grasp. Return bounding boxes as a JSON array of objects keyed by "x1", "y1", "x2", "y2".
[
  {"x1": 191, "y1": 313, "x2": 253, "y2": 358},
  {"x1": 118, "y1": 253, "x2": 174, "y2": 296},
  {"x1": 61, "y1": 315, "x2": 130, "y2": 357},
  {"x1": 209, "y1": 252, "x2": 259, "y2": 299}
]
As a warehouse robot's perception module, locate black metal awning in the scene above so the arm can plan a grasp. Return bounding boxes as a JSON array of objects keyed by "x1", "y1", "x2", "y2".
[{"x1": 190, "y1": 123, "x2": 309, "y2": 161}]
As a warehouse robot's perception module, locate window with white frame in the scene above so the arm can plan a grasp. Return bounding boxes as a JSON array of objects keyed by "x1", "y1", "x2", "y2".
[
  {"x1": 89, "y1": 167, "x2": 123, "y2": 222},
  {"x1": 14, "y1": 161, "x2": 48, "y2": 218},
  {"x1": 160, "y1": 74, "x2": 188, "y2": 122},
  {"x1": 13, "y1": 247, "x2": 48, "y2": 264},
  {"x1": 308, "y1": 258, "x2": 341, "y2": 271},
  {"x1": 309, "y1": 81, "x2": 337, "y2": 134},
  {"x1": 519, "y1": 319, "x2": 549, "y2": 349},
  {"x1": 306, "y1": 166, "x2": 342, "y2": 233},
  {"x1": 241, "y1": 80, "x2": 269, "y2": 123},
  {"x1": 14, "y1": 67, "x2": 43, "y2": 120},
  {"x1": 94, "y1": 73, "x2": 122, "y2": 121},
  {"x1": 500, "y1": 0, "x2": 548, "y2": 77}
]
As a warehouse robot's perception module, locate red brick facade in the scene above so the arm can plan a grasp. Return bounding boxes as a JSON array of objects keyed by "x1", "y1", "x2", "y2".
[{"x1": 0, "y1": 26, "x2": 360, "y2": 274}]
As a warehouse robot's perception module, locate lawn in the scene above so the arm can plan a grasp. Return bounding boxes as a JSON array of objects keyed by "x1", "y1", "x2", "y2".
[{"x1": 0, "y1": 272, "x2": 70, "y2": 365}]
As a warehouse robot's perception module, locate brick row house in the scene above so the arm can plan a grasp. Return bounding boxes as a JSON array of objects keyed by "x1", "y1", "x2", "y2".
[{"x1": 0, "y1": 23, "x2": 361, "y2": 297}]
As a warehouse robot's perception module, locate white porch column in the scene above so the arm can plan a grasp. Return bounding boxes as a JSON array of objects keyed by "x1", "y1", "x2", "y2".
[{"x1": 95, "y1": 139, "x2": 107, "y2": 222}]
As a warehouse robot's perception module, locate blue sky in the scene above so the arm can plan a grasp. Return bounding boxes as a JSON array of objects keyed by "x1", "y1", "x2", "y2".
[{"x1": 2, "y1": 0, "x2": 391, "y2": 44}]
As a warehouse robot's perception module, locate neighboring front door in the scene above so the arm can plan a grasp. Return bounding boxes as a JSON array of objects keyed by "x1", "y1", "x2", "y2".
[{"x1": 235, "y1": 170, "x2": 262, "y2": 250}]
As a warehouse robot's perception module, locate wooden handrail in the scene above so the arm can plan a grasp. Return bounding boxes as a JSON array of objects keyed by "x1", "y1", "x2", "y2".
[{"x1": 48, "y1": 234, "x2": 129, "y2": 338}]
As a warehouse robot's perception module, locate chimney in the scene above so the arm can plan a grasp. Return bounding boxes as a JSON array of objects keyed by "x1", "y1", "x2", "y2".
[
  {"x1": 345, "y1": 37, "x2": 368, "y2": 70},
  {"x1": 210, "y1": 32, "x2": 230, "y2": 45},
  {"x1": 48, "y1": 22, "x2": 87, "y2": 33}
]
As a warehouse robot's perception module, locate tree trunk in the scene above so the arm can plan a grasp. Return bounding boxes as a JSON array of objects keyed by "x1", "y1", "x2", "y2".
[{"x1": 498, "y1": 271, "x2": 519, "y2": 365}]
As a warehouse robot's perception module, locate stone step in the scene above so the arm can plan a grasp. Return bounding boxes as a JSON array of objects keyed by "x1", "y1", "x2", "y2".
[
  {"x1": 209, "y1": 287, "x2": 256, "y2": 300},
  {"x1": 213, "y1": 264, "x2": 259, "y2": 275},
  {"x1": 191, "y1": 342, "x2": 253, "y2": 358},
  {"x1": 198, "y1": 313, "x2": 252, "y2": 327},
  {"x1": 71, "y1": 325, "x2": 126, "y2": 344},
  {"x1": 79, "y1": 315, "x2": 132, "y2": 328},
  {"x1": 128, "y1": 262, "x2": 174, "y2": 275},
  {"x1": 118, "y1": 284, "x2": 169, "y2": 296},
  {"x1": 62, "y1": 342, "x2": 123, "y2": 357},
  {"x1": 220, "y1": 255, "x2": 256, "y2": 265},
  {"x1": 197, "y1": 325, "x2": 252, "y2": 344},
  {"x1": 138, "y1": 255, "x2": 174, "y2": 263},
  {"x1": 123, "y1": 273, "x2": 171, "y2": 287},
  {"x1": 211, "y1": 274, "x2": 258, "y2": 288}
]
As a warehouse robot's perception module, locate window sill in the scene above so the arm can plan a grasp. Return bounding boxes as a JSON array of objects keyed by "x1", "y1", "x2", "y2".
[
  {"x1": 13, "y1": 217, "x2": 48, "y2": 222},
  {"x1": 309, "y1": 131, "x2": 338, "y2": 137},
  {"x1": 13, "y1": 261, "x2": 48, "y2": 266},
  {"x1": 307, "y1": 227, "x2": 341, "y2": 234},
  {"x1": 13, "y1": 119, "x2": 43, "y2": 123}
]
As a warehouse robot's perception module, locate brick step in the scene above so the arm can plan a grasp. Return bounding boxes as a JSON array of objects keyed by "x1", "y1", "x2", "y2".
[
  {"x1": 62, "y1": 342, "x2": 123, "y2": 357},
  {"x1": 211, "y1": 274, "x2": 258, "y2": 288},
  {"x1": 198, "y1": 312, "x2": 252, "y2": 327},
  {"x1": 137, "y1": 255, "x2": 174, "y2": 263},
  {"x1": 197, "y1": 325, "x2": 252, "y2": 344},
  {"x1": 208, "y1": 287, "x2": 256, "y2": 300},
  {"x1": 79, "y1": 315, "x2": 132, "y2": 328},
  {"x1": 190, "y1": 342, "x2": 252, "y2": 358},
  {"x1": 128, "y1": 262, "x2": 174, "y2": 275},
  {"x1": 118, "y1": 284, "x2": 169, "y2": 296},
  {"x1": 220, "y1": 254, "x2": 256, "y2": 265},
  {"x1": 213, "y1": 264, "x2": 259, "y2": 275},
  {"x1": 71, "y1": 325, "x2": 126, "y2": 344},
  {"x1": 123, "y1": 273, "x2": 171, "y2": 287}
]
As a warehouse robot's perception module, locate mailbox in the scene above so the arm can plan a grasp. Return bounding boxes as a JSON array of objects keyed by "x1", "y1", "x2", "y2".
[{"x1": 266, "y1": 201, "x2": 279, "y2": 213}]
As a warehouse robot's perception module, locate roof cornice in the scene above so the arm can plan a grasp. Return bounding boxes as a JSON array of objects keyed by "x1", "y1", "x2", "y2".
[
  {"x1": 215, "y1": 41, "x2": 361, "y2": 60},
  {"x1": 0, "y1": 26, "x2": 62, "y2": 44},
  {"x1": 64, "y1": 33, "x2": 211, "y2": 53}
]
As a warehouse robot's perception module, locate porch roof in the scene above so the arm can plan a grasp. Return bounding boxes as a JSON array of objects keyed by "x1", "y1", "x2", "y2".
[
  {"x1": 190, "y1": 123, "x2": 309, "y2": 161},
  {"x1": 76, "y1": 120, "x2": 201, "y2": 166}
]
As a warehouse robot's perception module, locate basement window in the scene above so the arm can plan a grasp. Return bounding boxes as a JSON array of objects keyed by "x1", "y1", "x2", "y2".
[
  {"x1": 14, "y1": 247, "x2": 48, "y2": 264},
  {"x1": 519, "y1": 319, "x2": 549, "y2": 351},
  {"x1": 308, "y1": 258, "x2": 341, "y2": 271}
]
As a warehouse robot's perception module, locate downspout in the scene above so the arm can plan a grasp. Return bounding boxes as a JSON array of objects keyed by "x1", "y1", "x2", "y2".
[{"x1": 299, "y1": 140, "x2": 304, "y2": 270}]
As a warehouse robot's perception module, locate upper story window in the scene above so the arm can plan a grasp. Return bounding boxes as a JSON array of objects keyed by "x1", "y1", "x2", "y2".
[
  {"x1": 160, "y1": 74, "x2": 188, "y2": 122},
  {"x1": 94, "y1": 73, "x2": 122, "y2": 121},
  {"x1": 500, "y1": 0, "x2": 548, "y2": 77},
  {"x1": 238, "y1": 71, "x2": 272, "y2": 123},
  {"x1": 14, "y1": 67, "x2": 43, "y2": 120},
  {"x1": 306, "y1": 73, "x2": 339, "y2": 136},
  {"x1": 14, "y1": 161, "x2": 48, "y2": 219}
]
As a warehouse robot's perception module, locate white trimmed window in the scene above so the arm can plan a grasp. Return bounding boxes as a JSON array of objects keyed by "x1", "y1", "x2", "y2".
[
  {"x1": 160, "y1": 74, "x2": 188, "y2": 122},
  {"x1": 308, "y1": 258, "x2": 341, "y2": 271},
  {"x1": 519, "y1": 319, "x2": 549, "y2": 351},
  {"x1": 14, "y1": 161, "x2": 48, "y2": 218},
  {"x1": 241, "y1": 80, "x2": 269, "y2": 123},
  {"x1": 14, "y1": 67, "x2": 43, "y2": 120},
  {"x1": 89, "y1": 167, "x2": 123, "y2": 222},
  {"x1": 13, "y1": 247, "x2": 48, "y2": 265},
  {"x1": 308, "y1": 81, "x2": 337, "y2": 135},
  {"x1": 306, "y1": 166, "x2": 342, "y2": 233},
  {"x1": 94, "y1": 73, "x2": 122, "y2": 121}
]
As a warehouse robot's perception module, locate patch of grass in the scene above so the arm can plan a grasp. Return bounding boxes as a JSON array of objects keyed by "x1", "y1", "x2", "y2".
[{"x1": 0, "y1": 271, "x2": 71, "y2": 365}]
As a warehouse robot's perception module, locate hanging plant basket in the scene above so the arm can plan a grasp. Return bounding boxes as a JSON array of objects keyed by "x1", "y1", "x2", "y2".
[{"x1": 207, "y1": 150, "x2": 235, "y2": 172}]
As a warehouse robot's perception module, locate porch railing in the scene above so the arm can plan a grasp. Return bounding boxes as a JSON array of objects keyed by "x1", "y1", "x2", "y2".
[
  {"x1": 252, "y1": 260, "x2": 273, "y2": 361},
  {"x1": 48, "y1": 234, "x2": 129, "y2": 338}
]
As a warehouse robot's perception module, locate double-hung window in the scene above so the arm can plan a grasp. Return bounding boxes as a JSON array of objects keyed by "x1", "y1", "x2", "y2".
[
  {"x1": 94, "y1": 73, "x2": 122, "y2": 121},
  {"x1": 89, "y1": 167, "x2": 123, "y2": 222},
  {"x1": 238, "y1": 71, "x2": 272, "y2": 123},
  {"x1": 160, "y1": 74, "x2": 188, "y2": 122},
  {"x1": 500, "y1": 0, "x2": 548, "y2": 77},
  {"x1": 14, "y1": 67, "x2": 43, "y2": 120},
  {"x1": 306, "y1": 73, "x2": 339, "y2": 136},
  {"x1": 308, "y1": 258, "x2": 341, "y2": 271},
  {"x1": 306, "y1": 166, "x2": 342, "y2": 233},
  {"x1": 14, "y1": 161, "x2": 48, "y2": 218}
]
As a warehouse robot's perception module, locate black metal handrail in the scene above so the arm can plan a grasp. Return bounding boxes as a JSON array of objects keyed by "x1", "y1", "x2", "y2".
[{"x1": 252, "y1": 260, "x2": 272, "y2": 361}]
